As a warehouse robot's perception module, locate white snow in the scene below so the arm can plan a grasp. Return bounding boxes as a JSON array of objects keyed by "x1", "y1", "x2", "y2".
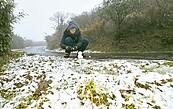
[{"x1": 0, "y1": 55, "x2": 173, "y2": 109}]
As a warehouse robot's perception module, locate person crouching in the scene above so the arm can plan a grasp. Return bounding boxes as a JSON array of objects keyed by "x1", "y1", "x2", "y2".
[{"x1": 60, "y1": 21, "x2": 89, "y2": 58}]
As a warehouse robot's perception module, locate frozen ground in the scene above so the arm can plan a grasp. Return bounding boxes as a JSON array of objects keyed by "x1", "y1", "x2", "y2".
[{"x1": 0, "y1": 54, "x2": 173, "y2": 109}]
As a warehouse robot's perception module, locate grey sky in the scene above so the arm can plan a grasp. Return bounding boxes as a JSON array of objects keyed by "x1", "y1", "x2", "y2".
[{"x1": 13, "y1": 0, "x2": 103, "y2": 41}]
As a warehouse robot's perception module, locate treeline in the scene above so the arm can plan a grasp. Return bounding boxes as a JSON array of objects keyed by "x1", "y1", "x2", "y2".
[
  {"x1": 11, "y1": 34, "x2": 46, "y2": 49},
  {"x1": 47, "y1": 0, "x2": 173, "y2": 52},
  {"x1": 11, "y1": 34, "x2": 25, "y2": 49}
]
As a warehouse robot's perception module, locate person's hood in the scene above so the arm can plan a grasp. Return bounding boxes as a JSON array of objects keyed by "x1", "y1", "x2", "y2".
[{"x1": 67, "y1": 21, "x2": 79, "y2": 31}]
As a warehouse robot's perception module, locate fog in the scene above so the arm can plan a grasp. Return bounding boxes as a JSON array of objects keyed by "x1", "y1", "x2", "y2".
[{"x1": 13, "y1": 0, "x2": 103, "y2": 41}]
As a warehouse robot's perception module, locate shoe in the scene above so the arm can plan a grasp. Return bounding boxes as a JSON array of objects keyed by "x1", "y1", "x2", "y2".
[
  {"x1": 77, "y1": 51, "x2": 87, "y2": 58},
  {"x1": 77, "y1": 51, "x2": 83, "y2": 58},
  {"x1": 64, "y1": 52, "x2": 70, "y2": 58},
  {"x1": 82, "y1": 53, "x2": 87, "y2": 58}
]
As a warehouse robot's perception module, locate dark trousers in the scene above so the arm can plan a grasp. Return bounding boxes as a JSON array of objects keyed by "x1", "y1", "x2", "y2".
[{"x1": 65, "y1": 37, "x2": 89, "y2": 52}]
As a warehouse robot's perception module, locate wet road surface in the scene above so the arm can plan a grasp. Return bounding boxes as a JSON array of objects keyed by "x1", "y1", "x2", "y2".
[{"x1": 20, "y1": 46, "x2": 173, "y2": 60}]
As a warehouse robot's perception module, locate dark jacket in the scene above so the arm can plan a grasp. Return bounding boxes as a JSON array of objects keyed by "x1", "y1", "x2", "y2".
[{"x1": 60, "y1": 21, "x2": 83, "y2": 49}]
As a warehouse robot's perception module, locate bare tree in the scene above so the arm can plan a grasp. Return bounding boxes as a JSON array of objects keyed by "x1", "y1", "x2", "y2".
[{"x1": 49, "y1": 12, "x2": 67, "y2": 31}]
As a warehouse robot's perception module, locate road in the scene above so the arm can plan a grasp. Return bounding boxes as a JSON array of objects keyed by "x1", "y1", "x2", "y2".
[{"x1": 19, "y1": 46, "x2": 173, "y2": 60}]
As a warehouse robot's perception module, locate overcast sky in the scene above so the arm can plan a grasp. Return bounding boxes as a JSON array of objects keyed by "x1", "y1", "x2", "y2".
[{"x1": 13, "y1": 0, "x2": 103, "y2": 41}]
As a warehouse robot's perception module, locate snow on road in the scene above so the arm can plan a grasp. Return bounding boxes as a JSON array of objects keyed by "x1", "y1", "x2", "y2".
[{"x1": 0, "y1": 54, "x2": 173, "y2": 109}]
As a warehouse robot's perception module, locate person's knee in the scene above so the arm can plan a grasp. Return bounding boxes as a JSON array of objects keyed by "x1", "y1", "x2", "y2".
[
  {"x1": 65, "y1": 37, "x2": 73, "y2": 45},
  {"x1": 83, "y1": 38, "x2": 89, "y2": 46}
]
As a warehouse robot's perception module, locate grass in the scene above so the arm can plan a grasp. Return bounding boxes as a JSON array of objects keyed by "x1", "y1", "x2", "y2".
[{"x1": 0, "y1": 51, "x2": 23, "y2": 72}]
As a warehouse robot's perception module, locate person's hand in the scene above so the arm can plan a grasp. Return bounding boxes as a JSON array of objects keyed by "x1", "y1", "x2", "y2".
[
  {"x1": 72, "y1": 46, "x2": 78, "y2": 51},
  {"x1": 66, "y1": 46, "x2": 72, "y2": 52}
]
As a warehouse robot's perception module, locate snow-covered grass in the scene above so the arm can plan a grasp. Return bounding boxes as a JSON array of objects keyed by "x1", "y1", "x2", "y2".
[{"x1": 0, "y1": 54, "x2": 173, "y2": 109}]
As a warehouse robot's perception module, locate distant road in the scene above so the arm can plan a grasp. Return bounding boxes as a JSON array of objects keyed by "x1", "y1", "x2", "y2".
[
  {"x1": 17, "y1": 46, "x2": 173, "y2": 60},
  {"x1": 23, "y1": 46, "x2": 59, "y2": 56}
]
